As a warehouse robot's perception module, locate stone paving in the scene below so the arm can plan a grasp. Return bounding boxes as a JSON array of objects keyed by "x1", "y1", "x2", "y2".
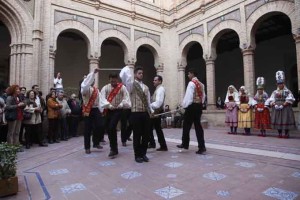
[{"x1": 3, "y1": 127, "x2": 300, "y2": 200}]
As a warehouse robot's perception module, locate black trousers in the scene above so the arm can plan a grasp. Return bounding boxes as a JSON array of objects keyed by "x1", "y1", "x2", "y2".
[
  {"x1": 84, "y1": 108, "x2": 104, "y2": 150},
  {"x1": 106, "y1": 109, "x2": 122, "y2": 152},
  {"x1": 149, "y1": 117, "x2": 167, "y2": 148},
  {"x1": 25, "y1": 124, "x2": 43, "y2": 145},
  {"x1": 121, "y1": 109, "x2": 132, "y2": 143},
  {"x1": 68, "y1": 116, "x2": 79, "y2": 137},
  {"x1": 48, "y1": 118, "x2": 59, "y2": 142},
  {"x1": 130, "y1": 112, "x2": 150, "y2": 158},
  {"x1": 181, "y1": 103, "x2": 205, "y2": 150}
]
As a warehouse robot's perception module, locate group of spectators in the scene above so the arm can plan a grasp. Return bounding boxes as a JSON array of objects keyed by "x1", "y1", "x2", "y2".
[{"x1": 0, "y1": 83, "x2": 83, "y2": 150}]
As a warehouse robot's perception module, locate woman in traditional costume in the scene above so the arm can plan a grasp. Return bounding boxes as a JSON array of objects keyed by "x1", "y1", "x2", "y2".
[
  {"x1": 269, "y1": 71, "x2": 296, "y2": 138},
  {"x1": 253, "y1": 77, "x2": 271, "y2": 137},
  {"x1": 225, "y1": 85, "x2": 239, "y2": 134},
  {"x1": 238, "y1": 86, "x2": 253, "y2": 135}
]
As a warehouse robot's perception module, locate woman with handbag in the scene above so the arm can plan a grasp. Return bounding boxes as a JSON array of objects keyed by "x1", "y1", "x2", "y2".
[{"x1": 5, "y1": 85, "x2": 25, "y2": 145}]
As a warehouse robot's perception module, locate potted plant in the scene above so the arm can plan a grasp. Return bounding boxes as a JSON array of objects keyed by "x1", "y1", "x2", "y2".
[{"x1": 0, "y1": 142, "x2": 20, "y2": 197}]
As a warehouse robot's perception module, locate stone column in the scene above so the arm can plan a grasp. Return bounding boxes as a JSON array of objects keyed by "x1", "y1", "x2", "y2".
[
  {"x1": 89, "y1": 58, "x2": 99, "y2": 87},
  {"x1": 49, "y1": 49, "x2": 56, "y2": 92},
  {"x1": 205, "y1": 59, "x2": 216, "y2": 109},
  {"x1": 295, "y1": 35, "x2": 300, "y2": 91},
  {"x1": 242, "y1": 48, "x2": 255, "y2": 96},
  {"x1": 177, "y1": 63, "x2": 185, "y2": 103}
]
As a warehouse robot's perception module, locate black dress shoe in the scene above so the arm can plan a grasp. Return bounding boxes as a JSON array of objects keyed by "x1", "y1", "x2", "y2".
[
  {"x1": 196, "y1": 148, "x2": 206, "y2": 154},
  {"x1": 148, "y1": 144, "x2": 156, "y2": 149},
  {"x1": 108, "y1": 151, "x2": 118, "y2": 158},
  {"x1": 177, "y1": 144, "x2": 188, "y2": 149},
  {"x1": 142, "y1": 155, "x2": 149, "y2": 162},
  {"x1": 39, "y1": 143, "x2": 48, "y2": 147},
  {"x1": 156, "y1": 147, "x2": 168, "y2": 151},
  {"x1": 122, "y1": 142, "x2": 127, "y2": 147},
  {"x1": 135, "y1": 157, "x2": 143, "y2": 163},
  {"x1": 93, "y1": 144, "x2": 103, "y2": 149},
  {"x1": 85, "y1": 149, "x2": 91, "y2": 154}
]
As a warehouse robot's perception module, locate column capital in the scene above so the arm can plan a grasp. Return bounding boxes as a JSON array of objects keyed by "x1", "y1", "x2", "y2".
[
  {"x1": 156, "y1": 63, "x2": 164, "y2": 73},
  {"x1": 205, "y1": 59, "x2": 215, "y2": 65},
  {"x1": 241, "y1": 47, "x2": 255, "y2": 55},
  {"x1": 89, "y1": 58, "x2": 99, "y2": 65},
  {"x1": 177, "y1": 62, "x2": 185, "y2": 71},
  {"x1": 126, "y1": 57, "x2": 136, "y2": 66},
  {"x1": 294, "y1": 34, "x2": 300, "y2": 43}
]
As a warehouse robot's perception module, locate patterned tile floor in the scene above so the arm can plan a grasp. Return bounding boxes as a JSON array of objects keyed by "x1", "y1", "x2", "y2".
[{"x1": 3, "y1": 127, "x2": 300, "y2": 200}]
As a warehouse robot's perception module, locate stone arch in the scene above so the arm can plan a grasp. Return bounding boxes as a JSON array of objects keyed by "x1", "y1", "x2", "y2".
[
  {"x1": 247, "y1": 1, "x2": 296, "y2": 48},
  {"x1": 99, "y1": 29, "x2": 130, "y2": 64},
  {"x1": 134, "y1": 38, "x2": 160, "y2": 68},
  {"x1": 54, "y1": 20, "x2": 93, "y2": 57},
  {"x1": 179, "y1": 34, "x2": 205, "y2": 67},
  {"x1": 0, "y1": 0, "x2": 33, "y2": 44},
  {"x1": 208, "y1": 20, "x2": 243, "y2": 59}
]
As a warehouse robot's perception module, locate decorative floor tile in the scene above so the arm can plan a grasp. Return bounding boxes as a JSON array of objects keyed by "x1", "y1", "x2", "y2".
[
  {"x1": 147, "y1": 154, "x2": 154, "y2": 158},
  {"x1": 217, "y1": 190, "x2": 230, "y2": 197},
  {"x1": 49, "y1": 169, "x2": 69, "y2": 175},
  {"x1": 61, "y1": 183, "x2": 86, "y2": 194},
  {"x1": 171, "y1": 155, "x2": 178, "y2": 159},
  {"x1": 121, "y1": 171, "x2": 142, "y2": 180},
  {"x1": 89, "y1": 172, "x2": 99, "y2": 176},
  {"x1": 164, "y1": 162, "x2": 183, "y2": 168},
  {"x1": 84, "y1": 154, "x2": 98, "y2": 158},
  {"x1": 252, "y1": 174, "x2": 264, "y2": 178},
  {"x1": 203, "y1": 172, "x2": 227, "y2": 181},
  {"x1": 99, "y1": 161, "x2": 116, "y2": 166},
  {"x1": 263, "y1": 187, "x2": 298, "y2": 200},
  {"x1": 291, "y1": 172, "x2": 300, "y2": 178},
  {"x1": 155, "y1": 186, "x2": 185, "y2": 199},
  {"x1": 167, "y1": 174, "x2": 177, "y2": 178},
  {"x1": 235, "y1": 162, "x2": 256, "y2": 168},
  {"x1": 198, "y1": 155, "x2": 213, "y2": 160},
  {"x1": 113, "y1": 187, "x2": 126, "y2": 195}
]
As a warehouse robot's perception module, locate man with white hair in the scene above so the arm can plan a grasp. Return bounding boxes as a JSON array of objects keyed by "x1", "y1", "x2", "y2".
[{"x1": 67, "y1": 93, "x2": 82, "y2": 137}]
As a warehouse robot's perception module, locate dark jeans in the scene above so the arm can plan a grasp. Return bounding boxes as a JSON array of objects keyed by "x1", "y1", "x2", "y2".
[
  {"x1": 48, "y1": 118, "x2": 58, "y2": 142},
  {"x1": 58, "y1": 118, "x2": 68, "y2": 140},
  {"x1": 84, "y1": 108, "x2": 104, "y2": 150},
  {"x1": 181, "y1": 103, "x2": 205, "y2": 150},
  {"x1": 106, "y1": 110, "x2": 122, "y2": 152},
  {"x1": 68, "y1": 115, "x2": 80, "y2": 137},
  {"x1": 130, "y1": 112, "x2": 150, "y2": 158},
  {"x1": 149, "y1": 117, "x2": 167, "y2": 148},
  {"x1": 25, "y1": 123, "x2": 43, "y2": 145},
  {"x1": 121, "y1": 109, "x2": 132, "y2": 143}
]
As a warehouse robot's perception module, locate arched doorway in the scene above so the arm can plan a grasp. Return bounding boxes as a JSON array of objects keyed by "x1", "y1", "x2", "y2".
[
  {"x1": 0, "y1": 21, "x2": 10, "y2": 93},
  {"x1": 136, "y1": 45, "x2": 156, "y2": 93},
  {"x1": 55, "y1": 31, "x2": 89, "y2": 94},
  {"x1": 184, "y1": 42, "x2": 206, "y2": 89},
  {"x1": 214, "y1": 30, "x2": 243, "y2": 100},
  {"x1": 253, "y1": 12, "x2": 297, "y2": 101},
  {"x1": 99, "y1": 38, "x2": 125, "y2": 89}
]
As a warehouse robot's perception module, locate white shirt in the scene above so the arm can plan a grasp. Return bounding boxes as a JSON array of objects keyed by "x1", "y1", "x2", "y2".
[
  {"x1": 54, "y1": 77, "x2": 63, "y2": 89},
  {"x1": 151, "y1": 84, "x2": 165, "y2": 110},
  {"x1": 181, "y1": 77, "x2": 206, "y2": 109},
  {"x1": 80, "y1": 72, "x2": 102, "y2": 112},
  {"x1": 100, "y1": 84, "x2": 131, "y2": 109}
]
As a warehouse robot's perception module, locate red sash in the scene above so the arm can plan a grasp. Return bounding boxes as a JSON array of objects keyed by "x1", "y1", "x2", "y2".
[
  {"x1": 82, "y1": 87, "x2": 98, "y2": 117},
  {"x1": 103, "y1": 83, "x2": 123, "y2": 115},
  {"x1": 191, "y1": 80, "x2": 203, "y2": 102}
]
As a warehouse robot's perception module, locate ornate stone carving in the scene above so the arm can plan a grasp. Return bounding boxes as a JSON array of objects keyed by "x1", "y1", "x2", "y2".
[
  {"x1": 99, "y1": 21, "x2": 131, "y2": 39},
  {"x1": 134, "y1": 30, "x2": 160, "y2": 46},
  {"x1": 179, "y1": 25, "x2": 203, "y2": 44},
  {"x1": 207, "y1": 9, "x2": 240, "y2": 33},
  {"x1": 54, "y1": 11, "x2": 94, "y2": 31},
  {"x1": 245, "y1": 0, "x2": 265, "y2": 19}
]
